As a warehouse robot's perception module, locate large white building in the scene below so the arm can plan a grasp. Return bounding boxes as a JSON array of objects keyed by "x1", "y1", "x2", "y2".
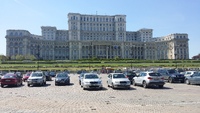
[{"x1": 5, "y1": 13, "x2": 189, "y2": 60}]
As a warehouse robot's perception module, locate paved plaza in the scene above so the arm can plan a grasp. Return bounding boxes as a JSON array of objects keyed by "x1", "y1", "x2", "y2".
[{"x1": 0, "y1": 74, "x2": 200, "y2": 113}]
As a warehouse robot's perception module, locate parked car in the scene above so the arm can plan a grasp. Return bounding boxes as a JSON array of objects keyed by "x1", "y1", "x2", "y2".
[
  {"x1": 132, "y1": 72, "x2": 165, "y2": 88},
  {"x1": 185, "y1": 72, "x2": 200, "y2": 85},
  {"x1": 107, "y1": 73, "x2": 130, "y2": 89},
  {"x1": 157, "y1": 69, "x2": 185, "y2": 83},
  {"x1": 184, "y1": 71, "x2": 197, "y2": 77},
  {"x1": 81, "y1": 73, "x2": 102, "y2": 90},
  {"x1": 22, "y1": 72, "x2": 31, "y2": 82},
  {"x1": 44, "y1": 71, "x2": 52, "y2": 81},
  {"x1": 55, "y1": 72, "x2": 70, "y2": 85},
  {"x1": 77, "y1": 70, "x2": 87, "y2": 74},
  {"x1": 27, "y1": 71, "x2": 46, "y2": 86},
  {"x1": 49, "y1": 71, "x2": 56, "y2": 77},
  {"x1": 1, "y1": 73, "x2": 23, "y2": 88},
  {"x1": 124, "y1": 71, "x2": 137, "y2": 84},
  {"x1": 113, "y1": 69, "x2": 123, "y2": 73}
]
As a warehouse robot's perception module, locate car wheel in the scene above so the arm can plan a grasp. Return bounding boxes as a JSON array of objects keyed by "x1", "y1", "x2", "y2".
[
  {"x1": 185, "y1": 79, "x2": 190, "y2": 85},
  {"x1": 1, "y1": 84, "x2": 4, "y2": 88},
  {"x1": 158, "y1": 85, "x2": 163, "y2": 88},
  {"x1": 112, "y1": 83, "x2": 115, "y2": 89},
  {"x1": 79, "y1": 81, "x2": 81, "y2": 85},
  {"x1": 27, "y1": 84, "x2": 30, "y2": 87},
  {"x1": 83, "y1": 87, "x2": 86, "y2": 90},
  {"x1": 143, "y1": 81, "x2": 147, "y2": 88},
  {"x1": 132, "y1": 80, "x2": 136, "y2": 86},
  {"x1": 44, "y1": 81, "x2": 46, "y2": 85},
  {"x1": 169, "y1": 78, "x2": 173, "y2": 83}
]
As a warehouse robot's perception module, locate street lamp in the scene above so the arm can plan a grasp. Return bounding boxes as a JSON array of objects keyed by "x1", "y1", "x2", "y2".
[
  {"x1": 130, "y1": 45, "x2": 135, "y2": 69},
  {"x1": 37, "y1": 45, "x2": 40, "y2": 71},
  {"x1": 106, "y1": 46, "x2": 109, "y2": 59},
  {"x1": 88, "y1": 53, "x2": 91, "y2": 71},
  {"x1": 174, "y1": 53, "x2": 178, "y2": 69}
]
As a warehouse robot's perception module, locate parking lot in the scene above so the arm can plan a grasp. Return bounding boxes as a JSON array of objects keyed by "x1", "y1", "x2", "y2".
[{"x1": 0, "y1": 73, "x2": 200, "y2": 113}]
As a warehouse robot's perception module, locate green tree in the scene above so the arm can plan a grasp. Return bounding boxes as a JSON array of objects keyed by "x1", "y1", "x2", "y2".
[
  {"x1": 15, "y1": 55, "x2": 24, "y2": 61},
  {"x1": 0, "y1": 55, "x2": 7, "y2": 61},
  {"x1": 11, "y1": 55, "x2": 16, "y2": 60},
  {"x1": 24, "y1": 54, "x2": 36, "y2": 60}
]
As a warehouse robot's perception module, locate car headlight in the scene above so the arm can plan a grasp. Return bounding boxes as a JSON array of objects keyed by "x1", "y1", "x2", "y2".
[
  {"x1": 84, "y1": 81, "x2": 90, "y2": 84},
  {"x1": 55, "y1": 78, "x2": 59, "y2": 81},
  {"x1": 171, "y1": 75, "x2": 176, "y2": 77},
  {"x1": 98, "y1": 81, "x2": 102, "y2": 84},
  {"x1": 115, "y1": 81, "x2": 120, "y2": 83}
]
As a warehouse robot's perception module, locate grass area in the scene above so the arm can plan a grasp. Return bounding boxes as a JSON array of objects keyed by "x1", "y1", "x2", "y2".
[{"x1": 0, "y1": 59, "x2": 200, "y2": 72}]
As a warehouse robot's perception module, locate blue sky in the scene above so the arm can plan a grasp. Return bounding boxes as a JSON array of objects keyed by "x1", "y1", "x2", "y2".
[{"x1": 0, "y1": 0, "x2": 199, "y2": 58}]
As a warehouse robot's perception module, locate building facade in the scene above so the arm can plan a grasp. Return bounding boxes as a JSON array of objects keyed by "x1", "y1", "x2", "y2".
[{"x1": 5, "y1": 13, "x2": 189, "y2": 60}]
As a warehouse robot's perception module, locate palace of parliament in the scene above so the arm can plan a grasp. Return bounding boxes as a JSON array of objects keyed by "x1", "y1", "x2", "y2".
[{"x1": 5, "y1": 13, "x2": 189, "y2": 60}]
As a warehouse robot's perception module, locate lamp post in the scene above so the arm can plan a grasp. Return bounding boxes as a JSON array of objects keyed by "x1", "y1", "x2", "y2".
[
  {"x1": 130, "y1": 53, "x2": 133, "y2": 69},
  {"x1": 106, "y1": 46, "x2": 109, "y2": 59},
  {"x1": 88, "y1": 53, "x2": 91, "y2": 71},
  {"x1": 174, "y1": 53, "x2": 178, "y2": 69},
  {"x1": 130, "y1": 45, "x2": 135, "y2": 69},
  {"x1": 37, "y1": 45, "x2": 40, "y2": 71}
]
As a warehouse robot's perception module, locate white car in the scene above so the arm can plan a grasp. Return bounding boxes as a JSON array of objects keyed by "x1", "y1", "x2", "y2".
[
  {"x1": 27, "y1": 71, "x2": 46, "y2": 87},
  {"x1": 81, "y1": 73, "x2": 102, "y2": 90},
  {"x1": 184, "y1": 71, "x2": 197, "y2": 77},
  {"x1": 107, "y1": 73, "x2": 130, "y2": 89},
  {"x1": 132, "y1": 72, "x2": 165, "y2": 88}
]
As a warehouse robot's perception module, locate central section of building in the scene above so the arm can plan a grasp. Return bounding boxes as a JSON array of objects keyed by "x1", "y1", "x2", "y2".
[{"x1": 6, "y1": 13, "x2": 189, "y2": 60}]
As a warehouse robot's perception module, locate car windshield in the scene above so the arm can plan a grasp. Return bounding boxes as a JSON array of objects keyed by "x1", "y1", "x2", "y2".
[
  {"x1": 126, "y1": 72, "x2": 136, "y2": 76},
  {"x1": 4, "y1": 74, "x2": 16, "y2": 78},
  {"x1": 113, "y1": 74, "x2": 126, "y2": 78},
  {"x1": 167, "y1": 69, "x2": 178, "y2": 74},
  {"x1": 57, "y1": 73, "x2": 68, "y2": 77},
  {"x1": 31, "y1": 73, "x2": 42, "y2": 77},
  {"x1": 26, "y1": 73, "x2": 31, "y2": 76},
  {"x1": 85, "y1": 74, "x2": 98, "y2": 79},
  {"x1": 80, "y1": 73, "x2": 85, "y2": 77},
  {"x1": 50, "y1": 72, "x2": 55, "y2": 75},
  {"x1": 149, "y1": 73, "x2": 162, "y2": 76}
]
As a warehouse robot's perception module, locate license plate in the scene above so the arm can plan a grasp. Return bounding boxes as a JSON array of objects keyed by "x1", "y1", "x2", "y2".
[{"x1": 5, "y1": 80, "x2": 10, "y2": 82}]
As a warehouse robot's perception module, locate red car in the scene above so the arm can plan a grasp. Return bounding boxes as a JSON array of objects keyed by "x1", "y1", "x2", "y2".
[
  {"x1": 22, "y1": 72, "x2": 31, "y2": 82},
  {"x1": 1, "y1": 73, "x2": 23, "y2": 88}
]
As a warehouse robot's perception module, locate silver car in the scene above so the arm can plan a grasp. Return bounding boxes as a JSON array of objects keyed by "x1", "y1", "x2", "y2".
[
  {"x1": 133, "y1": 72, "x2": 165, "y2": 88},
  {"x1": 27, "y1": 71, "x2": 46, "y2": 87},
  {"x1": 81, "y1": 73, "x2": 102, "y2": 90},
  {"x1": 107, "y1": 73, "x2": 130, "y2": 89},
  {"x1": 185, "y1": 72, "x2": 200, "y2": 85}
]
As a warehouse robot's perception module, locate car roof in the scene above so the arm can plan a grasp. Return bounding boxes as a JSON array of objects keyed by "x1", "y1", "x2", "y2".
[
  {"x1": 84, "y1": 73, "x2": 98, "y2": 75},
  {"x1": 110, "y1": 73, "x2": 124, "y2": 74}
]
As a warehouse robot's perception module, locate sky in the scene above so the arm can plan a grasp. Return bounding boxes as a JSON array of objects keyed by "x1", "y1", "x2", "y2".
[{"x1": 0, "y1": 0, "x2": 200, "y2": 58}]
